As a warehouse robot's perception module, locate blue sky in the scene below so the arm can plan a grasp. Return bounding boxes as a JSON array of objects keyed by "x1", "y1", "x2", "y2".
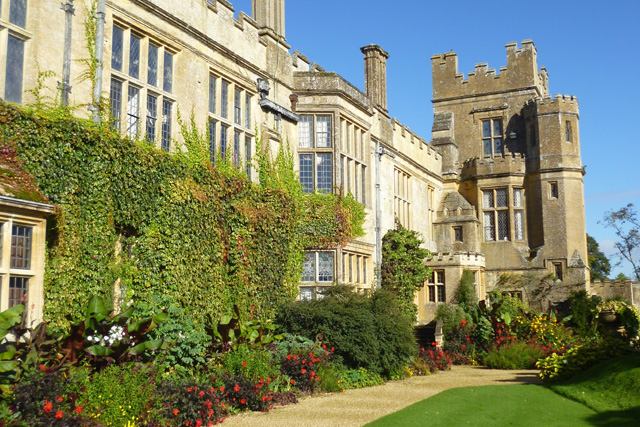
[{"x1": 233, "y1": 0, "x2": 640, "y2": 278}]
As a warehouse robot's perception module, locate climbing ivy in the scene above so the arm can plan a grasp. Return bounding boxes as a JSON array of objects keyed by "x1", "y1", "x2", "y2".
[{"x1": 0, "y1": 101, "x2": 364, "y2": 333}]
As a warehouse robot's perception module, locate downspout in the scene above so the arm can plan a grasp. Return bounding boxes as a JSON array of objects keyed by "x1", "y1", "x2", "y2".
[
  {"x1": 375, "y1": 139, "x2": 395, "y2": 288},
  {"x1": 92, "y1": 0, "x2": 106, "y2": 124},
  {"x1": 60, "y1": 0, "x2": 75, "y2": 107}
]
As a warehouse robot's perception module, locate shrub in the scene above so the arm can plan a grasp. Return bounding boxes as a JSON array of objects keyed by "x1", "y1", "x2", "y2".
[
  {"x1": 154, "y1": 380, "x2": 229, "y2": 426},
  {"x1": 441, "y1": 319, "x2": 476, "y2": 365},
  {"x1": 455, "y1": 270, "x2": 478, "y2": 313},
  {"x1": 436, "y1": 304, "x2": 470, "y2": 340},
  {"x1": 414, "y1": 346, "x2": 452, "y2": 374},
  {"x1": 338, "y1": 368, "x2": 385, "y2": 389},
  {"x1": 483, "y1": 341, "x2": 546, "y2": 369},
  {"x1": 537, "y1": 337, "x2": 631, "y2": 382},
  {"x1": 222, "y1": 344, "x2": 280, "y2": 383},
  {"x1": 566, "y1": 290, "x2": 600, "y2": 336},
  {"x1": 276, "y1": 286, "x2": 416, "y2": 378}
]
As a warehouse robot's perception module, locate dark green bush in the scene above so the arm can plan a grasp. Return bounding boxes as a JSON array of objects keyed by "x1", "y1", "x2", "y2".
[
  {"x1": 276, "y1": 287, "x2": 417, "y2": 378},
  {"x1": 567, "y1": 290, "x2": 600, "y2": 336},
  {"x1": 483, "y1": 341, "x2": 546, "y2": 369}
]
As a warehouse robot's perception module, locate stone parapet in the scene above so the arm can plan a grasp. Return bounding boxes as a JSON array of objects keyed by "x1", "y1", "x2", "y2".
[
  {"x1": 525, "y1": 94, "x2": 580, "y2": 116},
  {"x1": 461, "y1": 153, "x2": 527, "y2": 178},
  {"x1": 426, "y1": 251, "x2": 486, "y2": 268}
]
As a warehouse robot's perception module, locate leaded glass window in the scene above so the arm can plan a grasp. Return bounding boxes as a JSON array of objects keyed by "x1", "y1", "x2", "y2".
[
  {"x1": 482, "y1": 118, "x2": 503, "y2": 157},
  {"x1": 163, "y1": 51, "x2": 173, "y2": 93},
  {"x1": 245, "y1": 136, "x2": 252, "y2": 178},
  {"x1": 146, "y1": 94, "x2": 157, "y2": 143},
  {"x1": 498, "y1": 210, "x2": 509, "y2": 240},
  {"x1": 245, "y1": 93, "x2": 251, "y2": 128},
  {"x1": 129, "y1": 34, "x2": 141, "y2": 79},
  {"x1": 9, "y1": 0, "x2": 27, "y2": 28},
  {"x1": 110, "y1": 79, "x2": 123, "y2": 130},
  {"x1": 234, "y1": 88, "x2": 241, "y2": 125},
  {"x1": 298, "y1": 116, "x2": 313, "y2": 148},
  {"x1": 111, "y1": 26, "x2": 124, "y2": 72},
  {"x1": 126, "y1": 86, "x2": 140, "y2": 138},
  {"x1": 302, "y1": 252, "x2": 314, "y2": 282},
  {"x1": 300, "y1": 287, "x2": 313, "y2": 301},
  {"x1": 209, "y1": 75, "x2": 216, "y2": 114},
  {"x1": 316, "y1": 116, "x2": 331, "y2": 148},
  {"x1": 318, "y1": 252, "x2": 334, "y2": 282},
  {"x1": 484, "y1": 211, "x2": 495, "y2": 241},
  {"x1": 221, "y1": 81, "x2": 228, "y2": 119},
  {"x1": 299, "y1": 154, "x2": 313, "y2": 193},
  {"x1": 513, "y1": 188, "x2": 523, "y2": 207},
  {"x1": 148, "y1": 44, "x2": 159, "y2": 86},
  {"x1": 5, "y1": 35, "x2": 24, "y2": 104},
  {"x1": 9, "y1": 276, "x2": 28, "y2": 308},
  {"x1": 515, "y1": 210, "x2": 524, "y2": 240},
  {"x1": 316, "y1": 153, "x2": 332, "y2": 193},
  {"x1": 10, "y1": 225, "x2": 31, "y2": 269},
  {"x1": 233, "y1": 130, "x2": 240, "y2": 167},
  {"x1": 161, "y1": 100, "x2": 172, "y2": 151},
  {"x1": 220, "y1": 126, "x2": 227, "y2": 159},
  {"x1": 209, "y1": 121, "x2": 216, "y2": 164},
  {"x1": 496, "y1": 188, "x2": 508, "y2": 207}
]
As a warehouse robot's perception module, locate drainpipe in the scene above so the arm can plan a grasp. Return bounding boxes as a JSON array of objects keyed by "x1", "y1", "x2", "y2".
[
  {"x1": 92, "y1": 0, "x2": 106, "y2": 124},
  {"x1": 375, "y1": 140, "x2": 395, "y2": 288},
  {"x1": 60, "y1": 0, "x2": 75, "y2": 107}
]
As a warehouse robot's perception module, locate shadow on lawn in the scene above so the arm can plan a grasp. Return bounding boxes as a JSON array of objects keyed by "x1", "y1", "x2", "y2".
[
  {"x1": 493, "y1": 372, "x2": 543, "y2": 385},
  {"x1": 585, "y1": 406, "x2": 640, "y2": 426}
]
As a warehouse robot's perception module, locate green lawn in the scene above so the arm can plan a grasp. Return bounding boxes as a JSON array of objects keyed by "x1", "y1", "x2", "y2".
[{"x1": 365, "y1": 385, "x2": 596, "y2": 426}]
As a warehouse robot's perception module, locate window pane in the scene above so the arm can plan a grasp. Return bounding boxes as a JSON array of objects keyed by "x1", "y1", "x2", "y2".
[
  {"x1": 9, "y1": 276, "x2": 28, "y2": 308},
  {"x1": 361, "y1": 166, "x2": 366, "y2": 204},
  {"x1": 111, "y1": 26, "x2": 124, "y2": 72},
  {"x1": 209, "y1": 121, "x2": 216, "y2": 164},
  {"x1": 483, "y1": 139, "x2": 491, "y2": 156},
  {"x1": 493, "y1": 119, "x2": 502, "y2": 136},
  {"x1": 316, "y1": 153, "x2": 332, "y2": 193},
  {"x1": 126, "y1": 86, "x2": 140, "y2": 138},
  {"x1": 437, "y1": 285, "x2": 446, "y2": 303},
  {"x1": 110, "y1": 79, "x2": 123, "y2": 130},
  {"x1": 316, "y1": 116, "x2": 332, "y2": 148},
  {"x1": 245, "y1": 93, "x2": 251, "y2": 128},
  {"x1": 234, "y1": 88, "x2": 241, "y2": 125},
  {"x1": 10, "y1": 225, "x2": 31, "y2": 269},
  {"x1": 5, "y1": 35, "x2": 25, "y2": 104},
  {"x1": 484, "y1": 212, "x2": 495, "y2": 241},
  {"x1": 220, "y1": 126, "x2": 227, "y2": 159},
  {"x1": 148, "y1": 44, "x2": 158, "y2": 86},
  {"x1": 496, "y1": 188, "x2": 508, "y2": 207},
  {"x1": 233, "y1": 130, "x2": 240, "y2": 167},
  {"x1": 513, "y1": 188, "x2": 523, "y2": 207},
  {"x1": 318, "y1": 252, "x2": 334, "y2": 282},
  {"x1": 482, "y1": 121, "x2": 491, "y2": 138},
  {"x1": 161, "y1": 100, "x2": 172, "y2": 151},
  {"x1": 300, "y1": 287, "x2": 313, "y2": 301},
  {"x1": 494, "y1": 137, "x2": 503, "y2": 155},
  {"x1": 299, "y1": 154, "x2": 313, "y2": 193},
  {"x1": 428, "y1": 285, "x2": 435, "y2": 302},
  {"x1": 9, "y1": 0, "x2": 27, "y2": 28},
  {"x1": 298, "y1": 116, "x2": 313, "y2": 148},
  {"x1": 129, "y1": 34, "x2": 140, "y2": 79},
  {"x1": 221, "y1": 82, "x2": 228, "y2": 119},
  {"x1": 498, "y1": 210, "x2": 509, "y2": 240},
  {"x1": 146, "y1": 94, "x2": 157, "y2": 143},
  {"x1": 482, "y1": 190, "x2": 494, "y2": 208},
  {"x1": 209, "y1": 75, "x2": 216, "y2": 114},
  {"x1": 245, "y1": 136, "x2": 252, "y2": 178},
  {"x1": 302, "y1": 252, "x2": 314, "y2": 282},
  {"x1": 163, "y1": 52, "x2": 173, "y2": 93},
  {"x1": 515, "y1": 210, "x2": 524, "y2": 240}
]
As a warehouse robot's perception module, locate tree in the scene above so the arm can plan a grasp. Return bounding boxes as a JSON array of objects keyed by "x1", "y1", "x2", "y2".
[
  {"x1": 381, "y1": 220, "x2": 431, "y2": 320},
  {"x1": 455, "y1": 269, "x2": 478, "y2": 313},
  {"x1": 601, "y1": 204, "x2": 640, "y2": 280},
  {"x1": 587, "y1": 234, "x2": 611, "y2": 281}
]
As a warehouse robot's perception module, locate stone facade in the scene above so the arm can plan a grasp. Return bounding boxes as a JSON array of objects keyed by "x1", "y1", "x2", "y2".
[{"x1": 1, "y1": 1, "x2": 589, "y2": 322}]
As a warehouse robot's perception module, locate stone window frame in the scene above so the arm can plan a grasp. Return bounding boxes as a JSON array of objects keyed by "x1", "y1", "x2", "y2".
[
  {"x1": 394, "y1": 167, "x2": 411, "y2": 229},
  {"x1": 428, "y1": 270, "x2": 445, "y2": 303},
  {"x1": 298, "y1": 114, "x2": 334, "y2": 194},
  {"x1": 108, "y1": 19, "x2": 177, "y2": 150},
  {"x1": 207, "y1": 71, "x2": 255, "y2": 173},
  {"x1": 341, "y1": 250, "x2": 370, "y2": 285},
  {"x1": 301, "y1": 251, "x2": 335, "y2": 284},
  {"x1": 482, "y1": 187, "x2": 526, "y2": 242},
  {"x1": 453, "y1": 226, "x2": 463, "y2": 242},
  {"x1": 0, "y1": 0, "x2": 31, "y2": 105},
  {"x1": 549, "y1": 181, "x2": 559, "y2": 199},
  {"x1": 340, "y1": 117, "x2": 368, "y2": 206},
  {"x1": 482, "y1": 118, "x2": 504, "y2": 158}
]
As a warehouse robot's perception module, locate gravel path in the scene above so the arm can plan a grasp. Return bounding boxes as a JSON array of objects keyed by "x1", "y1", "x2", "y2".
[{"x1": 222, "y1": 366, "x2": 543, "y2": 427}]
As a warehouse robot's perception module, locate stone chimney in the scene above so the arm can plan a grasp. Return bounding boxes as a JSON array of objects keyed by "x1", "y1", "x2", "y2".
[
  {"x1": 253, "y1": 0, "x2": 285, "y2": 40},
  {"x1": 360, "y1": 44, "x2": 389, "y2": 112}
]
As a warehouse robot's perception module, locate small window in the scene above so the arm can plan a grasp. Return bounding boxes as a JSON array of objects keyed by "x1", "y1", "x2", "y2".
[
  {"x1": 553, "y1": 262, "x2": 563, "y2": 281},
  {"x1": 302, "y1": 252, "x2": 335, "y2": 282},
  {"x1": 111, "y1": 26, "x2": 124, "y2": 72},
  {"x1": 221, "y1": 81, "x2": 229, "y2": 119},
  {"x1": 129, "y1": 34, "x2": 141, "y2": 79},
  {"x1": 482, "y1": 119, "x2": 503, "y2": 157},
  {"x1": 9, "y1": 276, "x2": 29, "y2": 308},
  {"x1": 300, "y1": 287, "x2": 314, "y2": 301},
  {"x1": 220, "y1": 125, "x2": 228, "y2": 159},
  {"x1": 146, "y1": 94, "x2": 157, "y2": 143},
  {"x1": 453, "y1": 226, "x2": 463, "y2": 242},
  {"x1": 5, "y1": 35, "x2": 25, "y2": 104},
  {"x1": 565, "y1": 121, "x2": 572, "y2": 142},
  {"x1": 209, "y1": 75, "x2": 216, "y2": 114},
  {"x1": 163, "y1": 52, "x2": 173, "y2": 93},
  {"x1": 234, "y1": 88, "x2": 242, "y2": 125},
  {"x1": 245, "y1": 136, "x2": 252, "y2": 178},
  {"x1": 245, "y1": 92, "x2": 251, "y2": 128},
  {"x1": 550, "y1": 182, "x2": 559, "y2": 199},
  {"x1": 11, "y1": 225, "x2": 32, "y2": 269},
  {"x1": 302, "y1": 252, "x2": 314, "y2": 282},
  {"x1": 316, "y1": 116, "x2": 332, "y2": 148},
  {"x1": 428, "y1": 270, "x2": 445, "y2": 303},
  {"x1": 110, "y1": 78, "x2": 123, "y2": 130},
  {"x1": 126, "y1": 86, "x2": 140, "y2": 138},
  {"x1": 233, "y1": 130, "x2": 240, "y2": 167},
  {"x1": 161, "y1": 100, "x2": 172, "y2": 151},
  {"x1": 208, "y1": 121, "x2": 216, "y2": 164},
  {"x1": 9, "y1": 0, "x2": 27, "y2": 28},
  {"x1": 148, "y1": 44, "x2": 159, "y2": 86}
]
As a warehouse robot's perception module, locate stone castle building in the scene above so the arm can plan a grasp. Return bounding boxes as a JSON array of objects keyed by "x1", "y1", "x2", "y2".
[{"x1": 0, "y1": 0, "x2": 588, "y2": 323}]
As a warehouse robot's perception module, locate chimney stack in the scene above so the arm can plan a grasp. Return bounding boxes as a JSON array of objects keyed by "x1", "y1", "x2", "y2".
[
  {"x1": 253, "y1": 0, "x2": 286, "y2": 40},
  {"x1": 361, "y1": 44, "x2": 389, "y2": 112}
]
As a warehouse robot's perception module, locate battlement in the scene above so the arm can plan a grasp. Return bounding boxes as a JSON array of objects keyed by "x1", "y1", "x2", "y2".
[
  {"x1": 460, "y1": 153, "x2": 527, "y2": 179},
  {"x1": 389, "y1": 117, "x2": 441, "y2": 172},
  {"x1": 525, "y1": 94, "x2": 579, "y2": 115},
  {"x1": 426, "y1": 251, "x2": 486, "y2": 268},
  {"x1": 432, "y1": 40, "x2": 548, "y2": 101}
]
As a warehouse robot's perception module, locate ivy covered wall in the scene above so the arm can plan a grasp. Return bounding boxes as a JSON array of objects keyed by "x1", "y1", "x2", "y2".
[{"x1": 0, "y1": 102, "x2": 363, "y2": 332}]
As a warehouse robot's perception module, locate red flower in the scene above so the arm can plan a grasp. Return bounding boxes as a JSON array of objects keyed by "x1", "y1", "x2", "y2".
[
  {"x1": 242, "y1": 361, "x2": 247, "y2": 367},
  {"x1": 173, "y1": 409, "x2": 179, "y2": 416},
  {"x1": 44, "y1": 400, "x2": 53, "y2": 413},
  {"x1": 55, "y1": 411, "x2": 63, "y2": 419},
  {"x1": 461, "y1": 319, "x2": 466, "y2": 326},
  {"x1": 331, "y1": 347, "x2": 334, "y2": 352},
  {"x1": 292, "y1": 354, "x2": 297, "y2": 360},
  {"x1": 301, "y1": 369, "x2": 307, "y2": 374},
  {"x1": 57, "y1": 395, "x2": 64, "y2": 402},
  {"x1": 286, "y1": 355, "x2": 292, "y2": 360},
  {"x1": 262, "y1": 395, "x2": 267, "y2": 401},
  {"x1": 290, "y1": 379, "x2": 295, "y2": 385},
  {"x1": 199, "y1": 391, "x2": 205, "y2": 397},
  {"x1": 234, "y1": 384, "x2": 240, "y2": 392},
  {"x1": 219, "y1": 386, "x2": 224, "y2": 392},
  {"x1": 39, "y1": 364, "x2": 45, "y2": 371},
  {"x1": 240, "y1": 398, "x2": 246, "y2": 405},
  {"x1": 75, "y1": 406, "x2": 83, "y2": 414},
  {"x1": 196, "y1": 420, "x2": 202, "y2": 427}
]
